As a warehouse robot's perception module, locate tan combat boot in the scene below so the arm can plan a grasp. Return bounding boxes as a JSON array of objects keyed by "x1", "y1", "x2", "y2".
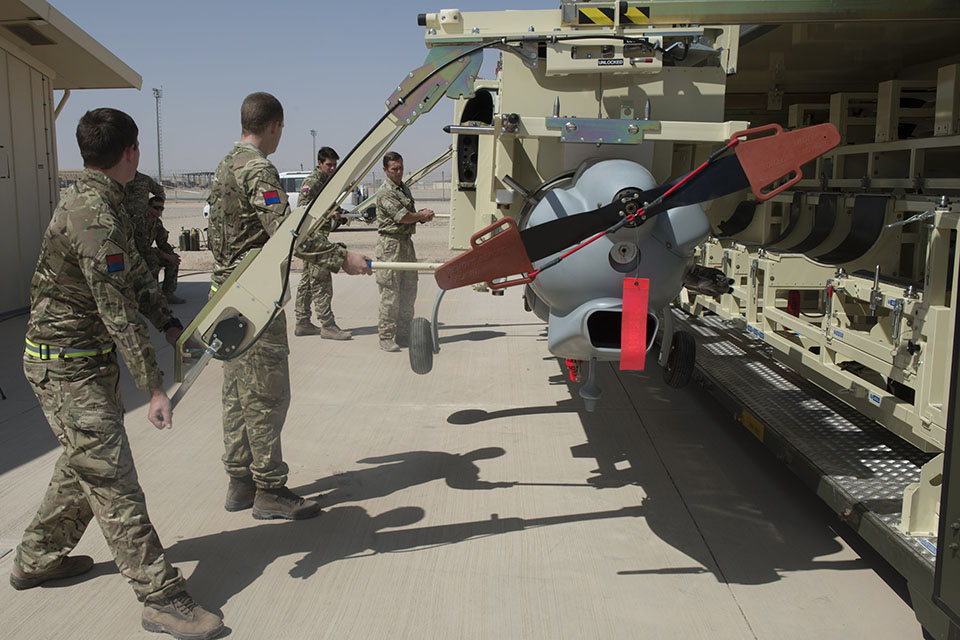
[
  {"x1": 379, "y1": 338, "x2": 400, "y2": 352},
  {"x1": 224, "y1": 475, "x2": 256, "y2": 512},
  {"x1": 252, "y1": 486, "x2": 322, "y2": 520},
  {"x1": 142, "y1": 591, "x2": 223, "y2": 640},
  {"x1": 321, "y1": 323, "x2": 352, "y2": 340},
  {"x1": 294, "y1": 321, "x2": 323, "y2": 336},
  {"x1": 9, "y1": 555, "x2": 94, "y2": 590}
]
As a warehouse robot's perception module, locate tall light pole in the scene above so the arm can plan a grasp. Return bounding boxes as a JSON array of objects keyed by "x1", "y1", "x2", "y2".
[
  {"x1": 310, "y1": 129, "x2": 317, "y2": 166},
  {"x1": 152, "y1": 87, "x2": 163, "y2": 183}
]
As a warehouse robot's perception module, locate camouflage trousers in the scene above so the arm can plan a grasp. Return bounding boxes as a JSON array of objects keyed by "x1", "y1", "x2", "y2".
[
  {"x1": 145, "y1": 251, "x2": 179, "y2": 294},
  {"x1": 294, "y1": 262, "x2": 334, "y2": 326},
  {"x1": 376, "y1": 234, "x2": 418, "y2": 341},
  {"x1": 18, "y1": 353, "x2": 184, "y2": 602},
  {"x1": 221, "y1": 310, "x2": 291, "y2": 488}
]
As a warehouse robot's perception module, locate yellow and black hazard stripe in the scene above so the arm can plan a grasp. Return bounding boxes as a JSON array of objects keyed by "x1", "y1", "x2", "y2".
[{"x1": 577, "y1": 5, "x2": 650, "y2": 25}]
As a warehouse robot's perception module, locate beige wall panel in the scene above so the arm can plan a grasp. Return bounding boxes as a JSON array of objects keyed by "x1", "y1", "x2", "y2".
[
  {"x1": 0, "y1": 50, "x2": 22, "y2": 315},
  {"x1": 0, "y1": 46, "x2": 57, "y2": 316},
  {"x1": 8, "y1": 54, "x2": 40, "y2": 314},
  {"x1": 26, "y1": 68, "x2": 55, "y2": 275}
]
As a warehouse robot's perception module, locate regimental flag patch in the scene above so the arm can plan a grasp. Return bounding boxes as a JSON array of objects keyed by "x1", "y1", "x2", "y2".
[
  {"x1": 106, "y1": 253, "x2": 125, "y2": 273},
  {"x1": 263, "y1": 190, "x2": 280, "y2": 205},
  {"x1": 301, "y1": 186, "x2": 310, "y2": 195}
]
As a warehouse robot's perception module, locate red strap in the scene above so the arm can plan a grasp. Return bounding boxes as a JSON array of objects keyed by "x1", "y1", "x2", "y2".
[{"x1": 620, "y1": 278, "x2": 649, "y2": 370}]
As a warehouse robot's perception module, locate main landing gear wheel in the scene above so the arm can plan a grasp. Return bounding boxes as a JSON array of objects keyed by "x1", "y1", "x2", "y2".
[
  {"x1": 409, "y1": 317, "x2": 434, "y2": 375},
  {"x1": 662, "y1": 329, "x2": 696, "y2": 388}
]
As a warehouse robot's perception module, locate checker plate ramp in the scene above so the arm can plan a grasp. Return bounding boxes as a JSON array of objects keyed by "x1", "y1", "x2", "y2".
[{"x1": 672, "y1": 309, "x2": 938, "y2": 564}]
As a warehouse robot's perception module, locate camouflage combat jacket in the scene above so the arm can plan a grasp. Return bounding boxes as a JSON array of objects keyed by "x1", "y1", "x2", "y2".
[
  {"x1": 298, "y1": 166, "x2": 328, "y2": 210},
  {"x1": 297, "y1": 166, "x2": 338, "y2": 254},
  {"x1": 124, "y1": 171, "x2": 165, "y2": 218},
  {"x1": 133, "y1": 211, "x2": 174, "y2": 261},
  {"x1": 207, "y1": 142, "x2": 345, "y2": 288},
  {"x1": 25, "y1": 168, "x2": 174, "y2": 391},
  {"x1": 375, "y1": 178, "x2": 416, "y2": 236}
]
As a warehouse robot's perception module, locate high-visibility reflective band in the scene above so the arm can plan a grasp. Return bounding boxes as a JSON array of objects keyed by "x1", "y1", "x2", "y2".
[
  {"x1": 25, "y1": 338, "x2": 115, "y2": 360},
  {"x1": 210, "y1": 284, "x2": 218, "y2": 292}
]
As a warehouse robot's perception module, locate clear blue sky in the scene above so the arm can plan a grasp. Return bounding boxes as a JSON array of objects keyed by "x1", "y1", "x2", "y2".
[{"x1": 53, "y1": 0, "x2": 550, "y2": 177}]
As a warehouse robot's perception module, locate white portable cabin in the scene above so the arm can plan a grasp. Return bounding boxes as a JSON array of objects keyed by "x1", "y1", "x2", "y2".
[{"x1": 0, "y1": 0, "x2": 140, "y2": 317}]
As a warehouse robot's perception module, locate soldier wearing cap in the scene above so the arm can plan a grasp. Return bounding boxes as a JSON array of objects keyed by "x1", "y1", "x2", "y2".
[
  {"x1": 11, "y1": 108, "x2": 222, "y2": 640},
  {"x1": 138, "y1": 195, "x2": 184, "y2": 304},
  {"x1": 375, "y1": 150, "x2": 434, "y2": 352},
  {"x1": 293, "y1": 146, "x2": 350, "y2": 339},
  {"x1": 125, "y1": 170, "x2": 165, "y2": 219},
  {"x1": 207, "y1": 92, "x2": 371, "y2": 521}
]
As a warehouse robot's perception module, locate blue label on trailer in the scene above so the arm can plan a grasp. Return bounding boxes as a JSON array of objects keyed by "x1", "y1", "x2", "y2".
[
  {"x1": 747, "y1": 324, "x2": 765, "y2": 339},
  {"x1": 918, "y1": 538, "x2": 938, "y2": 555},
  {"x1": 833, "y1": 329, "x2": 844, "y2": 339},
  {"x1": 888, "y1": 298, "x2": 897, "y2": 307},
  {"x1": 869, "y1": 392, "x2": 881, "y2": 406}
]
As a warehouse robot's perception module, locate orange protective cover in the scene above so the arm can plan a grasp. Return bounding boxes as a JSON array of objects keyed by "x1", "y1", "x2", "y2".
[
  {"x1": 434, "y1": 217, "x2": 535, "y2": 291},
  {"x1": 733, "y1": 123, "x2": 840, "y2": 200}
]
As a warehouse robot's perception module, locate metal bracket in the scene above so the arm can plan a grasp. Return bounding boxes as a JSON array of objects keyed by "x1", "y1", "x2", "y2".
[
  {"x1": 491, "y1": 40, "x2": 540, "y2": 69},
  {"x1": 545, "y1": 117, "x2": 660, "y2": 144},
  {"x1": 170, "y1": 338, "x2": 223, "y2": 409},
  {"x1": 823, "y1": 282, "x2": 835, "y2": 324},
  {"x1": 386, "y1": 45, "x2": 484, "y2": 123},
  {"x1": 869, "y1": 265, "x2": 883, "y2": 316},
  {"x1": 891, "y1": 298, "x2": 905, "y2": 343}
]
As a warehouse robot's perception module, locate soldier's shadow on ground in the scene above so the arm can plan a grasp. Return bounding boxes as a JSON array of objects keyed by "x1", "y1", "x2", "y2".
[
  {"x1": 291, "y1": 448, "x2": 515, "y2": 506},
  {"x1": 167, "y1": 501, "x2": 646, "y2": 612},
  {"x1": 334, "y1": 324, "x2": 377, "y2": 337}
]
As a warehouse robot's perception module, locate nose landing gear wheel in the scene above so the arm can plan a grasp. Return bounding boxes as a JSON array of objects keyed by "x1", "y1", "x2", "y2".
[
  {"x1": 662, "y1": 329, "x2": 696, "y2": 388},
  {"x1": 409, "y1": 317, "x2": 434, "y2": 375}
]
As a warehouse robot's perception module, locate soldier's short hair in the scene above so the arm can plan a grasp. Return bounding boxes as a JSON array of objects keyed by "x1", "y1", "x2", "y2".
[
  {"x1": 76, "y1": 108, "x2": 138, "y2": 170},
  {"x1": 148, "y1": 195, "x2": 164, "y2": 206},
  {"x1": 241, "y1": 92, "x2": 284, "y2": 135},
  {"x1": 383, "y1": 151, "x2": 403, "y2": 168},
  {"x1": 318, "y1": 146, "x2": 339, "y2": 163}
]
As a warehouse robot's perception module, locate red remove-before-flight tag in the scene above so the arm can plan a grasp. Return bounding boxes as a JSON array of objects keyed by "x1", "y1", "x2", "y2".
[{"x1": 620, "y1": 278, "x2": 649, "y2": 371}]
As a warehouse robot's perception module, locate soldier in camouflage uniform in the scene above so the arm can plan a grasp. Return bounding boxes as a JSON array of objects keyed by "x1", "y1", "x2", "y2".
[
  {"x1": 125, "y1": 170, "x2": 165, "y2": 219},
  {"x1": 207, "y1": 92, "x2": 371, "y2": 520},
  {"x1": 136, "y1": 196, "x2": 183, "y2": 304},
  {"x1": 293, "y1": 146, "x2": 350, "y2": 339},
  {"x1": 11, "y1": 109, "x2": 222, "y2": 640},
  {"x1": 375, "y1": 151, "x2": 434, "y2": 352}
]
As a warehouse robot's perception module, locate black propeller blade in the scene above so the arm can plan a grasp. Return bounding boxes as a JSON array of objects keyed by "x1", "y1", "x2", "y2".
[{"x1": 519, "y1": 155, "x2": 749, "y2": 263}]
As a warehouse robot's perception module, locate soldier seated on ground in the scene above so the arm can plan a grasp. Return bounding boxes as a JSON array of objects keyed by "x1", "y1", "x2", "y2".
[{"x1": 138, "y1": 195, "x2": 184, "y2": 304}]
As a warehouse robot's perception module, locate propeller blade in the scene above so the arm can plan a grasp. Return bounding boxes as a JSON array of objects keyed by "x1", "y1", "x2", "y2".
[
  {"x1": 433, "y1": 122, "x2": 841, "y2": 291},
  {"x1": 519, "y1": 155, "x2": 748, "y2": 262}
]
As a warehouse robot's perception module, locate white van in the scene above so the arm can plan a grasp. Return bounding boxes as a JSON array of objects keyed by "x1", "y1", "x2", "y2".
[
  {"x1": 279, "y1": 170, "x2": 312, "y2": 208},
  {"x1": 202, "y1": 170, "x2": 315, "y2": 220}
]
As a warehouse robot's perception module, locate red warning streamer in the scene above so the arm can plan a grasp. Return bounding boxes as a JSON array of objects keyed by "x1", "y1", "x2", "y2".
[{"x1": 620, "y1": 278, "x2": 649, "y2": 370}]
